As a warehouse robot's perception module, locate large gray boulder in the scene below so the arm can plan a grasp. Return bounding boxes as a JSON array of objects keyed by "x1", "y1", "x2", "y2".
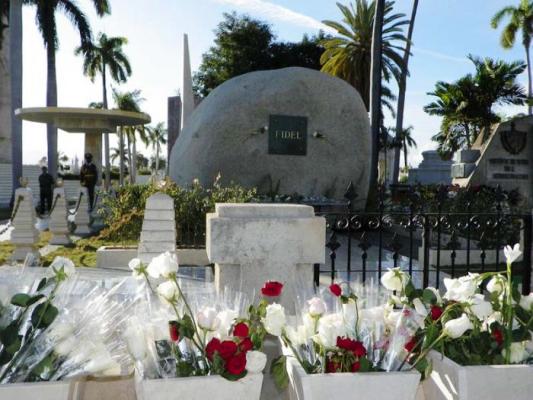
[{"x1": 170, "y1": 67, "x2": 370, "y2": 208}]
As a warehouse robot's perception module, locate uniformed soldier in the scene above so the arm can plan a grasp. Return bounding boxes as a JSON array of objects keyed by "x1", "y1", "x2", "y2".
[
  {"x1": 38, "y1": 166, "x2": 55, "y2": 215},
  {"x1": 80, "y1": 153, "x2": 98, "y2": 211}
]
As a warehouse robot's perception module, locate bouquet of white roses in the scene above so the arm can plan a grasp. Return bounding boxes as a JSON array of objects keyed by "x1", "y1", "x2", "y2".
[{"x1": 126, "y1": 253, "x2": 287, "y2": 382}]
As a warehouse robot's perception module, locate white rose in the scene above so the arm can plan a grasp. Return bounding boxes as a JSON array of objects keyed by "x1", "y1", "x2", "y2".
[
  {"x1": 147, "y1": 252, "x2": 179, "y2": 278},
  {"x1": 48, "y1": 320, "x2": 75, "y2": 342},
  {"x1": 503, "y1": 342, "x2": 528, "y2": 364},
  {"x1": 156, "y1": 280, "x2": 179, "y2": 303},
  {"x1": 285, "y1": 325, "x2": 311, "y2": 346},
  {"x1": 315, "y1": 313, "x2": 345, "y2": 348},
  {"x1": 123, "y1": 321, "x2": 147, "y2": 361},
  {"x1": 504, "y1": 243, "x2": 521, "y2": 265},
  {"x1": 443, "y1": 313, "x2": 473, "y2": 339},
  {"x1": 196, "y1": 306, "x2": 221, "y2": 331},
  {"x1": 381, "y1": 268, "x2": 408, "y2": 292},
  {"x1": 128, "y1": 258, "x2": 144, "y2": 280},
  {"x1": 443, "y1": 274, "x2": 479, "y2": 302},
  {"x1": 216, "y1": 309, "x2": 238, "y2": 336},
  {"x1": 47, "y1": 256, "x2": 76, "y2": 279},
  {"x1": 0, "y1": 285, "x2": 10, "y2": 307},
  {"x1": 413, "y1": 298, "x2": 428, "y2": 316},
  {"x1": 519, "y1": 293, "x2": 533, "y2": 311},
  {"x1": 263, "y1": 303, "x2": 286, "y2": 336},
  {"x1": 83, "y1": 346, "x2": 116, "y2": 374},
  {"x1": 486, "y1": 275, "x2": 506, "y2": 295},
  {"x1": 55, "y1": 336, "x2": 77, "y2": 356},
  {"x1": 246, "y1": 351, "x2": 267, "y2": 374},
  {"x1": 469, "y1": 294, "x2": 493, "y2": 321},
  {"x1": 307, "y1": 297, "x2": 327, "y2": 317}
]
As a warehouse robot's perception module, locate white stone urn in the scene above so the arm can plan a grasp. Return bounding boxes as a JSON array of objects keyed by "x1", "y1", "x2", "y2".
[
  {"x1": 0, "y1": 375, "x2": 135, "y2": 400},
  {"x1": 135, "y1": 373, "x2": 263, "y2": 400},
  {"x1": 285, "y1": 356, "x2": 421, "y2": 400},
  {"x1": 422, "y1": 350, "x2": 533, "y2": 400}
]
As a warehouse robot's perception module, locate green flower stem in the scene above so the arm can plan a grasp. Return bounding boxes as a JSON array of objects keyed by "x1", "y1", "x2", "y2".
[
  {"x1": 280, "y1": 330, "x2": 310, "y2": 373},
  {"x1": 409, "y1": 332, "x2": 446, "y2": 371},
  {"x1": 504, "y1": 260, "x2": 514, "y2": 365}
]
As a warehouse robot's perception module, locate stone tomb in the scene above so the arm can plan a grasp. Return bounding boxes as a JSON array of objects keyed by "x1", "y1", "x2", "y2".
[
  {"x1": 49, "y1": 187, "x2": 71, "y2": 245},
  {"x1": 452, "y1": 116, "x2": 533, "y2": 206},
  {"x1": 75, "y1": 187, "x2": 92, "y2": 236},
  {"x1": 170, "y1": 67, "x2": 371, "y2": 209}
]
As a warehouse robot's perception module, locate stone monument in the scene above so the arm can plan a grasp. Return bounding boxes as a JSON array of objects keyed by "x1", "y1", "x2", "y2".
[
  {"x1": 169, "y1": 67, "x2": 371, "y2": 209},
  {"x1": 0, "y1": 25, "x2": 11, "y2": 165},
  {"x1": 138, "y1": 192, "x2": 177, "y2": 263},
  {"x1": 408, "y1": 150, "x2": 453, "y2": 185},
  {"x1": 10, "y1": 187, "x2": 40, "y2": 262},
  {"x1": 206, "y1": 203, "x2": 325, "y2": 312},
  {"x1": 49, "y1": 187, "x2": 71, "y2": 245},
  {"x1": 75, "y1": 187, "x2": 91, "y2": 236},
  {"x1": 452, "y1": 116, "x2": 533, "y2": 206}
]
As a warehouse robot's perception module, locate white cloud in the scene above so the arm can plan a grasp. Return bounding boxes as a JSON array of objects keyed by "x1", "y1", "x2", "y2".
[{"x1": 212, "y1": 0, "x2": 336, "y2": 34}]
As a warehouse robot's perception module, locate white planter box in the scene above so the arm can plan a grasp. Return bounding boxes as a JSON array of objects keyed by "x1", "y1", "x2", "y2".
[
  {"x1": 0, "y1": 376, "x2": 135, "y2": 400},
  {"x1": 135, "y1": 373, "x2": 263, "y2": 400},
  {"x1": 286, "y1": 356, "x2": 421, "y2": 400},
  {"x1": 422, "y1": 351, "x2": 533, "y2": 400}
]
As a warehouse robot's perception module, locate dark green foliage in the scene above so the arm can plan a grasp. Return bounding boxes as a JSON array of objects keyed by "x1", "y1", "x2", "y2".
[{"x1": 193, "y1": 12, "x2": 327, "y2": 97}]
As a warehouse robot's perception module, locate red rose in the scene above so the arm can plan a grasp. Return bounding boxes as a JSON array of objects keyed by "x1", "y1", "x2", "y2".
[
  {"x1": 226, "y1": 352, "x2": 247, "y2": 375},
  {"x1": 404, "y1": 337, "x2": 417, "y2": 353},
  {"x1": 352, "y1": 341, "x2": 367, "y2": 358},
  {"x1": 329, "y1": 283, "x2": 342, "y2": 297},
  {"x1": 169, "y1": 321, "x2": 180, "y2": 342},
  {"x1": 206, "y1": 338, "x2": 221, "y2": 361},
  {"x1": 233, "y1": 322, "x2": 250, "y2": 338},
  {"x1": 351, "y1": 361, "x2": 361, "y2": 372},
  {"x1": 219, "y1": 340, "x2": 238, "y2": 360},
  {"x1": 336, "y1": 337, "x2": 366, "y2": 357},
  {"x1": 492, "y1": 329, "x2": 504, "y2": 346},
  {"x1": 336, "y1": 336, "x2": 353, "y2": 350},
  {"x1": 261, "y1": 281, "x2": 283, "y2": 297},
  {"x1": 430, "y1": 306, "x2": 443, "y2": 321},
  {"x1": 239, "y1": 337, "x2": 253, "y2": 353},
  {"x1": 326, "y1": 360, "x2": 341, "y2": 373}
]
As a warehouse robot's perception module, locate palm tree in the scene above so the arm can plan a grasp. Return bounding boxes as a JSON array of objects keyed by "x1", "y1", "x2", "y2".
[
  {"x1": 491, "y1": 0, "x2": 533, "y2": 115},
  {"x1": 75, "y1": 32, "x2": 131, "y2": 188},
  {"x1": 25, "y1": 0, "x2": 110, "y2": 180},
  {"x1": 397, "y1": 126, "x2": 416, "y2": 170},
  {"x1": 320, "y1": 0, "x2": 408, "y2": 109},
  {"x1": 8, "y1": 0, "x2": 23, "y2": 200},
  {"x1": 111, "y1": 89, "x2": 143, "y2": 184},
  {"x1": 426, "y1": 56, "x2": 526, "y2": 157},
  {"x1": 393, "y1": 0, "x2": 419, "y2": 184},
  {"x1": 142, "y1": 123, "x2": 167, "y2": 173}
]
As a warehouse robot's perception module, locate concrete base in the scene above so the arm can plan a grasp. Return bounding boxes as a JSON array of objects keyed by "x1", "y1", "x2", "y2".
[
  {"x1": 422, "y1": 351, "x2": 533, "y2": 400},
  {"x1": 0, "y1": 375, "x2": 135, "y2": 400},
  {"x1": 136, "y1": 373, "x2": 263, "y2": 400},
  {"x1": 49, "y1": 234, "x2": 72, "y2": 246},
  {"x1": 10, "y1": 247, "x2": 40, "y2": 263},
  {"x1": 286, "y1": 356, "x2": 420, "y2": 400}
]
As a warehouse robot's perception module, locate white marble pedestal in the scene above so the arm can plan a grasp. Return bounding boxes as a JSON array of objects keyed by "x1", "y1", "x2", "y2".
[
  {"x1": 10, "y1": 187, "x2": 40, "y2": 262},
  {"x1": 49, "y1": 187, "x2": 71, "y2": 245}
]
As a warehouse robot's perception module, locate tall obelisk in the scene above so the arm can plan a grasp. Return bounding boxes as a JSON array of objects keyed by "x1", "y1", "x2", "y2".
[{"x1": 181, "y1": 34, "x2": 194, "y2": 130}]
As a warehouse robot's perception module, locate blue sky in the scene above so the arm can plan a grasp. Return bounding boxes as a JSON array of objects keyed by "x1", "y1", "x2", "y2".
[{"x1": 19, "y1": 0, "x2": 527, "y2": 166}]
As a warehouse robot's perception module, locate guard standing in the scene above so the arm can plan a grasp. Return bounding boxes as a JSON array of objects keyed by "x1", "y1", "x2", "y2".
[
  {"x1": 38, "y1": 166, "x2": 55, "y2": 215},
  {"x1": 80, "y1": 153, "x2": 98, "y2": 211}
]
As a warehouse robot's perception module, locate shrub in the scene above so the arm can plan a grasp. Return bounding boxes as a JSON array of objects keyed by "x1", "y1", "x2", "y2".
[{"x1": 97, "y1": 177, "x2": 256, "y2": 247}]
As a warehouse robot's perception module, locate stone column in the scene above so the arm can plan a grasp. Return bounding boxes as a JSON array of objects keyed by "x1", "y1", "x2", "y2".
[
  {"x1": 138, "y1": 192, "x2": 176, "y2": 264},
  {"x1": 84, "y1": 133, "x2": 102, "y2": 185},
  {"x1": 49, "y1": 187, "x2": 71, "y2": 245},
  {"x1": 10, "y1": 187, "x2": 40, "y2": 262},
  {"x1": 75, "y1": 187, "x2": 91, "y2": 236},
  {"x1": 206, "y1": 204, "x2": 325, "y2": 312}
]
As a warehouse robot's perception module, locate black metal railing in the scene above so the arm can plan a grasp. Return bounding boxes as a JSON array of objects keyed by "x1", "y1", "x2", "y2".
[{"x1": 313, "y1": 185, "x2": 532, "y2": 294}]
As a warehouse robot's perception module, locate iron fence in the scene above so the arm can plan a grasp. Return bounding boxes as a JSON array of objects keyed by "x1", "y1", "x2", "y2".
[{"x1": 313, "y1": 186, "x2": 532, "y2": 294}]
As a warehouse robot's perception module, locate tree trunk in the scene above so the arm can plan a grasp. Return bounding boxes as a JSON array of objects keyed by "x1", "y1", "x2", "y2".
[
  {"x1": 525, "y1": 44, "x2": 532, "y2": 115},
  {"x1": 403, "y1": 141, "x2": 408, "y2": 171},
  {"x1": 131, "y1": 133, "x2": 137, "y2": 183},
  {"x1": 119, "y1": 127, "x2": 124, "y2": 186},
  {"x1": 46, "y1": 44, "x2": 58, "y2": 178},
  {"x1": 392, "y1": 0, "x2": 418, "y2": 184},
  {"x1": 9, "y1": 0, "x2": 23, "y2": 200},
  {"x1": 155, "y1": 142, "x2": 160, "y2": 173},
  {"x1": 102, "y1": 63, "x2": 111, "y2": 189},
  {"x1": 368, "y1": 0, "x2": 385, "y2": 206}
]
